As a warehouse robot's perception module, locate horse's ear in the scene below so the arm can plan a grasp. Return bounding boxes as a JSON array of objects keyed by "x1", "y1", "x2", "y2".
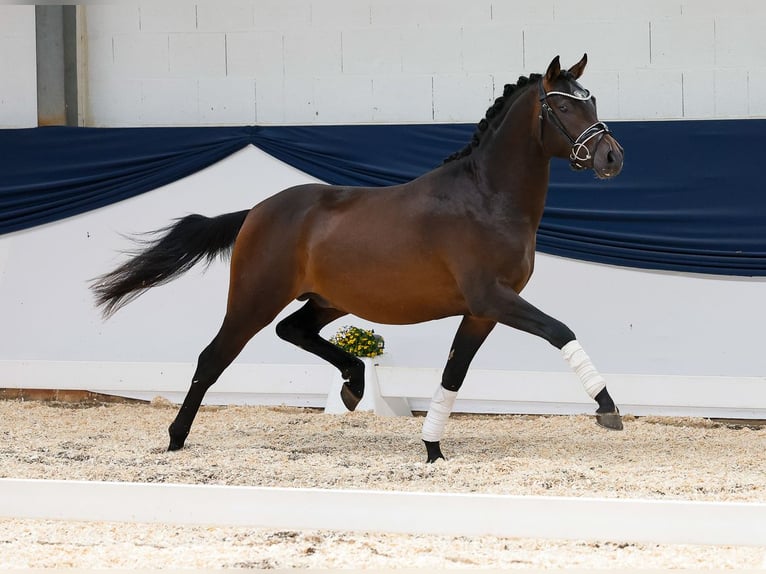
[
  {"x1": 567, "y1": 53, "x2": 588, "y2": 80},
  {"x1": 544, "y1": 55, "x2": 561, "y2": 90}
]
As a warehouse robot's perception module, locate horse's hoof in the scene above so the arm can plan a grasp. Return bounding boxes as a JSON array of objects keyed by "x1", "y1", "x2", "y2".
[
  {"x1": 167, "y1": 439, "x2": 184, "y2": 451},
  {"x1": 423, "y1": 440, "x2": 445, "y2": 463},
  {"x1": 596, "y1": 410, "x2": 624, "y2": 431},
  {"x1": 341, "y1": 383, "x2": 362, "y2": 411},
  {"x1": 167, "y1": 424, "x2": 186, "y2": 451}
]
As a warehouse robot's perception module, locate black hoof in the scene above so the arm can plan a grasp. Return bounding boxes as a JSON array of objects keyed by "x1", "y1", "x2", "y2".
[
  {"x1": 167, "y1": 440, "x2": 184, "y2": 451},
  {"x1": 168, "y1": 424, "x2": 187, "y2": 451},
  {"x1": 341, "y1": 383, "x2": 362, "y2": 411},
  {"x1": 596, "y1": 410, "x2": 624, "y2": 431},
  {"x1": 423, "y1": 440, "x2": 445, "y2": 463}
]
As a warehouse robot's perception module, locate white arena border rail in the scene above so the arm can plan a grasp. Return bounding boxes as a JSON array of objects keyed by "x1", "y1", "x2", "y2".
[
  {"x1": 2, "y1": 478, "x2": 765, "y2": 547},
  {"x1": 2, "y1": 360, "x2": 766, "y2": 419}
]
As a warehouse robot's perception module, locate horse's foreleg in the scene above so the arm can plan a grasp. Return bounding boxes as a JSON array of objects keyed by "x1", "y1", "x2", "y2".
[
  {"x1": 472, "y1": 287, "x2": 622, "y2": 430},
  {"x1": 423, "y1": 316, "x2": 496, "y2": 463},
  {"x1": 275, "y1": 300, "x2": 365, "y2": 411},
  {"x1": 560, "y1": 340, "x2": 623, "y2": 430}
]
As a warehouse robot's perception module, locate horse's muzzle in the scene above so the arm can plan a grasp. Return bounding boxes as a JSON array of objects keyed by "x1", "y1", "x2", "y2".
[{"x1": 592, "y1": 135, "x2": 624, "y2": 179}]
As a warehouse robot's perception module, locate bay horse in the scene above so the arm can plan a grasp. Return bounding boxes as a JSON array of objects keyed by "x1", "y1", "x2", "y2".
[{"x1": 92, "y1": 54, "x2": 625, "y2": 462}]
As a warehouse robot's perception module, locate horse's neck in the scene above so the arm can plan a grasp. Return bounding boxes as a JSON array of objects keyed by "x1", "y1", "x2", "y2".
[{"x1": 478, "y1": 88, "x2": 550, "y2": 224}]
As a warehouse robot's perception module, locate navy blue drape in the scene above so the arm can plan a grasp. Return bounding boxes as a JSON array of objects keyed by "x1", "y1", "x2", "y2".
[
  {"x1": 0, "y1": 126, "x2": 253, "y2": 235},
  {"x1": 1, "y1": 121, "x2": 764, "y2": 276},
  {"x1": 541, "y1": 120, "x2": 766, "y2": 276}
]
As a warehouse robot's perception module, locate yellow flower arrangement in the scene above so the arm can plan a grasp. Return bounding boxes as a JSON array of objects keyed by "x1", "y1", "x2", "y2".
[{"x1": 329, "y1": 325, "x2": 385, "y2": 358}]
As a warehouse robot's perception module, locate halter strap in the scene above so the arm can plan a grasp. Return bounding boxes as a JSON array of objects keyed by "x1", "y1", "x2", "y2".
[{"x1": 538, "y1": 80, "x2": 610, "y2": 170}]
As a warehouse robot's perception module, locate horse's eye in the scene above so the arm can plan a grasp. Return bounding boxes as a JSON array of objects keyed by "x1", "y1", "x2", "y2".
[{"x1": 558, "y1": 104, "x2": 568, "y2": 113}]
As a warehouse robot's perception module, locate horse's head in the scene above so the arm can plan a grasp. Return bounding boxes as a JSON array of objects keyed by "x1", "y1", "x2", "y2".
[{"x1": 539, "y1": 54, "x2": 624, "y2": 179}]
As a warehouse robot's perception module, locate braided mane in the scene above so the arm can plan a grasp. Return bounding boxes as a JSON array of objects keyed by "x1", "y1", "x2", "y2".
[{"x1": 443, "y1": 73, "x2": 542, "y2": 164}]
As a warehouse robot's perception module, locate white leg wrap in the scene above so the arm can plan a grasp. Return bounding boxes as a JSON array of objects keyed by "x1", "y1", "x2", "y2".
[
  {"x1": 421, "y1": 385, "x2": 458, "y2": 442},
  {"x1": 562, "y1": 340, "x2": 606, "y2": 400}
]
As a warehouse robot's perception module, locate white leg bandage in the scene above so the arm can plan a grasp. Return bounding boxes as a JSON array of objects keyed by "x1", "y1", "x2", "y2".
[
  {"x1": 562, "y1": 340, "x2": 606, "y2": 400},
  {"x1": 421, "y1": 385, "x2": 458, "y2": 442}
]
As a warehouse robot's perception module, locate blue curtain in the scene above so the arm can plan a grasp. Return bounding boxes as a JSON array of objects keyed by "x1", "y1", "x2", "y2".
[{"x1": 1, "y1": 121, "x2": 764, "y2": 276}]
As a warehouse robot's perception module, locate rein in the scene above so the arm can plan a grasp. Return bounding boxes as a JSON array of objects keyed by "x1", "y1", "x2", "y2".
[{"x1": 538, "y1": 80, "x2": 610, "y2": 170}]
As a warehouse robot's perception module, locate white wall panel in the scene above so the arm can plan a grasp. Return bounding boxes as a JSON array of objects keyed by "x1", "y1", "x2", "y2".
[
  {"x1": 84, "y1": 4, "x2": 140, "y2": 35},
  {"x1": 138, "y1": 3, "x2": 196, "y2": 33},
  {"x1": 254, "y1": 75, "x2": 285, "y2": 123},
  {"x1": 553, "y1": 0, "x2": 680, "y2": 21},
  {"x1": 370, "y1": 75, "x2": 433, "y2": 122},
  {"x1": 341, "y1": 28, "x2": 403, "y2": 75},
  {"x1": 684, "y1": 68, "x2": 751, "y2": 119},
  {"x1": 0, "y1": 6, "x2": 37, "y2": 128},
  {"x1": 311, "y1": 0, "x2": 371, "y2": 28},
  {"x1": 400, "y1": 27, "x2": 462, "y2": 75},
  {"x1": 680, "y1": 0, "x2": 761, "y2": 17},
  {"x1": 85, "y1": 34, "x2": 115, "y2": 78},
  {"x1": 713, "y1": 69, "x2": 749, "y2": 117},
  {"x1": 169, "y1": 33, "x2": 227, "y2": 78},
  {"x1": 650, "y1": 18, "x2": 715, "y2": 69},
  {"x1": 314, "y1": 75, "x2": 373, "y2": 123},
  {"x1": 139, "y1": 79, "x2": 198, "y2": 125},
  {"x1": 0, "y1": 5, "x2": 35, "y2": 38},
  {"x1": 524, "y1": 21, "x2": 649, "y2": 72},
  {"x1": 196, "y1": 2, "x2": 255, "y2": 32},
  {"x1": 226, "y1": 31, "x2": 284, "y2": 77},
  {"x1": 460, "y1": 25, "x2": 524, "y2": 75},
  {"x1": 113, "y1": 33, "x2": 169, "y2": 78},
  {"x1": 491, "y1": 0, "x2": 553, "y2": 23},
  {"x1": 748, "y1": 68, "x2": 766, "y2": 116},
  {"x1": 85, "y1": 78, "x2": 142, "y2": 126},
  {"x1": 714, "y1": 17, "x2": 766, "y2": 69},
  {"x1": 253, "y1": 0, "x2": 311, "y2": 29},
  {"x1": 255, "y1": 75, "x2": 316, "y2": 124},
  {"x1": 369, "y1": 0, "x2": 490, "y2": 27},
  {"x1": 199, "y1": 78, "x2": 256, "y2": 124},
  {"x1": 618, "y1": 69, "x2": 683, "y2": 119},
  {"x1": 283, "y1": 29, "x2": 342, "y2": 76},
  {"x1": 682, "y1": 70, "x2": 715, "y2": 119},
  {"x1": 432, "y1": 74, "x2": 494, "y2": 123}
]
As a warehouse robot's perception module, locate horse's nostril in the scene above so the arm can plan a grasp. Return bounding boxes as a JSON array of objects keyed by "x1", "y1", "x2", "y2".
[{"x1": 607, "y1": 150, "x2": 616, "y2": 164}]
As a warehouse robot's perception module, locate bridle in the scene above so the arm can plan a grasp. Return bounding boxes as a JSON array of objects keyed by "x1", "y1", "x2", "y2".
[{"x1": 538, "y1": 79, "x2": 611, "y2": 171}]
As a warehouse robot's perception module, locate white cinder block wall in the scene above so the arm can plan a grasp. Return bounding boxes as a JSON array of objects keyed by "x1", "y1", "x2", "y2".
[
  {"x1": 75, "y1": 0, "x2": 766, "y2": 127},
  {"x1": 3, "y1": 1, "x2": 766, "y2": 128},
  {"x1": 0, "y1": 6, "x2": 37, "y2": 128}
]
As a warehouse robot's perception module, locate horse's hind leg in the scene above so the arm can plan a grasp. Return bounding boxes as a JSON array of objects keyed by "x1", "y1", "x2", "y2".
[
  {"x1": 422, "y1": 316, "x2": 496, "y2": 463},
  {"x1": 168, "y1": 304, "x2": 287, "y2": 451},
  {"x1": 275, "y1": 300, "x2": 365, "y2": 410}
]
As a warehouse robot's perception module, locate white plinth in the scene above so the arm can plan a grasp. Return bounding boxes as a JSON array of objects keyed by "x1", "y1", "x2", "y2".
[{"x1": 324, "y1": 357, "x2": 411, "y2": 417}]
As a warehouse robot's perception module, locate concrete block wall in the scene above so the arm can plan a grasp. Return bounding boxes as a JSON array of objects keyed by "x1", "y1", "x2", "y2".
[
  {"x1": 73, "y1": 0, "x2": 766, "y2": 127},
  {"x1": 2, "y1": 1, "x2": 765, "y2": 127},
  {"x1": 0, "y1": 6, "x2": 37, "y2": 128}
]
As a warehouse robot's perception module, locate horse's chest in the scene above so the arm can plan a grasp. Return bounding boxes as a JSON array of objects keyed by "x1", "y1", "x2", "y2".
[{"x1": 489, "y1": 229, "x2": 537, "y2": 288}]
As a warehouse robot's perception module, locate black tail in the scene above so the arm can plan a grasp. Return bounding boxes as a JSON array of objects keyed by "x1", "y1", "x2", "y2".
[{"x1": 91, "y1": 209, "x2": 250, "y2": 318}]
